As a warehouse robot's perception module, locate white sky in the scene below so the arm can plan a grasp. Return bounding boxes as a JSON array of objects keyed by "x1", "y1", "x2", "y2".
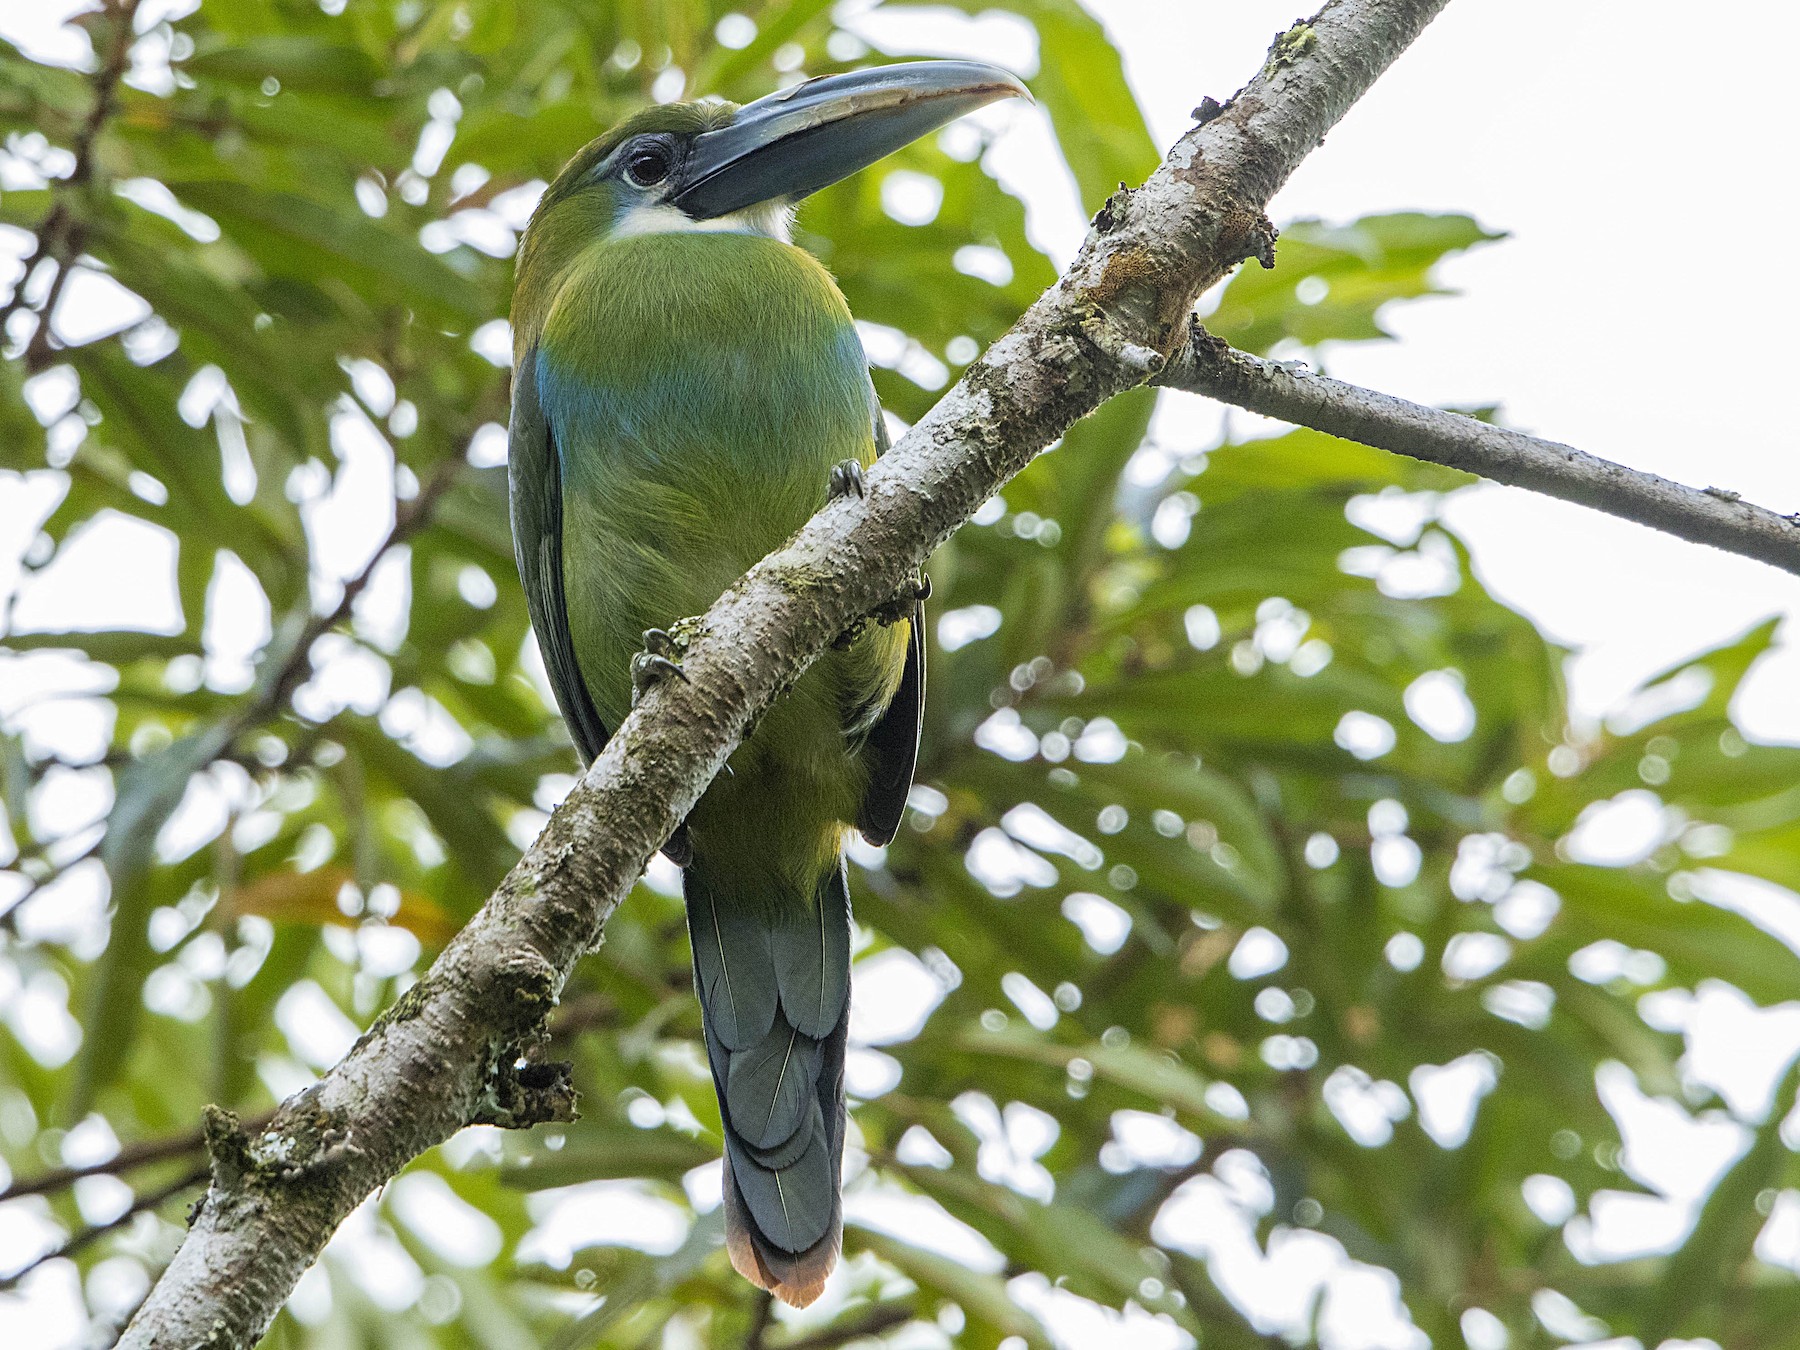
[
  {"x1": 3, "y1": 1, "x2": 1799, "y2": 1346},
  {"x1": 1039, "y1": 0, "x2": 1799, "y2": 741}
]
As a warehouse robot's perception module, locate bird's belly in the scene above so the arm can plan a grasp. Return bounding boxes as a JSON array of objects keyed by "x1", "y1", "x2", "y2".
[
  {"x1": 544, "y1": 232, "x2": 899, "y2": 871},
  {"x1": 555, "y1": 376, "x2": 873, "y2": 734}
]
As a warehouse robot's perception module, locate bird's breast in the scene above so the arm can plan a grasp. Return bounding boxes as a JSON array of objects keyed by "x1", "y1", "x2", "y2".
[
  {"x1": 537, "y1": 231, "x2": 882, "y2": 734},
  {"x1": 539, "y1": 230, "x2": 871, "y2": 475}
]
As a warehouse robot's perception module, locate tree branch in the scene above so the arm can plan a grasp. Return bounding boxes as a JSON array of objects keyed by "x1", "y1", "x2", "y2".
[
  {"x1": 769, "y1": 1301, "x2": 915, "y2": 1350},
  {"x1": 1159, "y1": 325, "x2": 1800, "y2": 575},
  {"x1": 743, "y1": 1290, "x2": 776, "y2": 1349},
  {"x1": 0, "y1": 1110, "x2": 276, "y2": 1203},
  {"x1": 223, "y1": 451, "x2": 465, "y2": 748},
  {"x1": 0, "y1": 0, "x2": 142, "y2": 368},
  {"x1": 118, "y1": 2, "x2": 1452, "y2": 1344},
  {"x1": 0, "y1": 832, "x2": 102, "y2": 935},
  {"x1": 0, "y1": 1163, "x2": 209, "y2": 1293}
]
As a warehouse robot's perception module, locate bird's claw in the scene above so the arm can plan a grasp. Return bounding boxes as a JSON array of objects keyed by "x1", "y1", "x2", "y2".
[
  {"x1": 630, "y1": 653, "x2": 686, "y2": 704},
  {"x1": 643, "y1": 627, "x2": 683, "y2": 661},
  {"x1": 631, "y1": 628, "x2": 689, "y2": 705},
  {"x1": 828, "y1": 459, "x2": 866, "y2": 500},
  {"x1": 866, "y1": 571, "x2": 931, "y2": 630}
]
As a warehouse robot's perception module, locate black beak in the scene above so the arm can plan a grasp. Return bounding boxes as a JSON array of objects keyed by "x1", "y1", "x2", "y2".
[{"x1": 671, "y1": 60, "x2": 1029, "y2": 221}]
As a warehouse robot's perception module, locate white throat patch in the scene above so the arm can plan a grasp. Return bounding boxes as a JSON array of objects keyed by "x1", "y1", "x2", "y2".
[{"x1": 613, "y1": 199, "x2": 794, "y2": 243}]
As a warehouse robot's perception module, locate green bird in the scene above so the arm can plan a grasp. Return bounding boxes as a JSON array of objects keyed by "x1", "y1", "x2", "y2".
[{"x1": 509, "y1": 62, "x2": 1026, "y2": 1305}]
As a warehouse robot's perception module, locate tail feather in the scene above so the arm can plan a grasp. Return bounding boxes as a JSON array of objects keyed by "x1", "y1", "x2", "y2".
[
  {"x1": 772, "y1": 877, "x2": 850, "y2": 1038},
  {"x1": 745, "y1": 1098, "x2": 826, "y2": 1171},
  {"x1": 686, "y1": 858, "x2": 852, "y2": 1308},
  {"x1": 726, "y1": 1013, "x2": 821, "y2": 1150},
  {"x1": 687, "y1": 878, "x2": 778, "y2": 1052},
  {"x1": 722, "y1": 1163, "x2": 840, "y2": 1307}
]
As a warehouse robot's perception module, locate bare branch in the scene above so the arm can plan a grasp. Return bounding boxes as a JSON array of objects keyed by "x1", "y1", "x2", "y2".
[
  {"x1": 0, "y1": 833, "x2": 102, "y2": 935},
  {"x1": 741, "y1": 1287, "x2": 912, "y2": 1350},
  {"x1": 221, "y1": 451, "x2": 466, "y2": 746},
  {"x1": 0, "y1": 0, "x2": 143, "y2": 366},
  {"x1": 119, "y1": 2, "x2": 1453, "y2": 1344},
  {"x1": 0, "y1": 1164, "x2": 209, "y2": 1293},
  {"x1": 1159, "y1": 325, "x2": 1800, "y2": 576},
  {"x1": 771, "y1": 1301, "x2": 915, "y2": 1350},
  {"x1": 0, "y1": 1110, "x2": 276, "y2": 1203},
  {"x1": 743, "y1": 1290, "x2": 776, "y2": 1350}
]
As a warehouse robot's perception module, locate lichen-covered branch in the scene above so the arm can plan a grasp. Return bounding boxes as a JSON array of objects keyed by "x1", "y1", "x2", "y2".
[
  {"x1": 1160, "y1": 325, "x2": 1800, "y2": 576},
  {"x1": 118, "y1": 2, "x2": 1452, "y2": 1344}
]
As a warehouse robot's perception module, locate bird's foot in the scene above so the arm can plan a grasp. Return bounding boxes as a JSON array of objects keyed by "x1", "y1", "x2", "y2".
[
  {"x1": 631, "y1": 627, "x2": 690, "y2": 706},
  {"x1": 662, "y1": 822, "x2": 693, "y2": 868},
  {"x1": 828, "y1": 459, "x2": 866, "y2": 500},
  {"x1": 868, "y1": 571, "x2": 931, "y2": 629}
]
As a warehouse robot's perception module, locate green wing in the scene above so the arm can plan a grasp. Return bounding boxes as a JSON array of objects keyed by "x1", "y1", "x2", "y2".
[
  {"x1": 515, "y1": 352, "x2": 918, "y2": 844},
  {"x1": 855, "y1": 395, "x2": 924, "y2": 846},
  {"x1": 508, "y1": 347, "x2": 611, "y2": 766}
]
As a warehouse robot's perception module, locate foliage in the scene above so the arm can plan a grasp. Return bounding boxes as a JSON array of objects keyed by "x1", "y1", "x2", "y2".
[{"x1": 3, "y1": 3, "x2": 1800, "y2": 1348}]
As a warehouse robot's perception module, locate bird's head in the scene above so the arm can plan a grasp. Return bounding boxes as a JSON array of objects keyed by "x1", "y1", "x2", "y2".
[{"x1": 514, "y1": 61, "x2": 1026, "y2": 337}]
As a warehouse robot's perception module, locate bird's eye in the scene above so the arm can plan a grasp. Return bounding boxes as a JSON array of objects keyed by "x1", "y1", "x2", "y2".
[{"x1": 625, "y1": 144, "x2": 672, "y2": 188}]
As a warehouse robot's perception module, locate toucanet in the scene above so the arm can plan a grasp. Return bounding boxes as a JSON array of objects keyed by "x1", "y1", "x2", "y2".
[{"x1": 508, "y1": 61, "x2": 1027, "y2": 1305}]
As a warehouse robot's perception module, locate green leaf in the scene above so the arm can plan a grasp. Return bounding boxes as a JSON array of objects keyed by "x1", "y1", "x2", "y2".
[
  {"x1": 921, "y1": 0, "x2": 1160, "y2": 209},
  {"x1": 74, "y1": 721, "x2": 232, "y2": 1115},
  {"x1": 1210, "y1": 213, "x2": 1505, "y2": 355},
  {"x1": 169, "y1": 181, "x2": 491, "y2": 326},
  {"x1": 852, "y1": 1225, "x2": 1054, "y2": 1348}
]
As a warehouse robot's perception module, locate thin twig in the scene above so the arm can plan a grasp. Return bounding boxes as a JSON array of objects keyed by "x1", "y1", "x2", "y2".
[
  {"x1": 0, "y1": 833, "x2": 103, "y2": 935},
  {"x1": 743, "y1": 1290, "x2": 775, "y2": 1350},
  {"x1": 1157, "y1": 323, "x2": 1800, "y2": 576},
  {"x1": 224, "y1": 453, "x2": 465, "y2": 745},
  {"x1": 19, "y1": 218, "x2": 85, "y2": 374},
  {"x1": 0, "y1": 1110, "x2": 276, "y2": 1203},
  {"x1": 772, "y1": 1302, "x2": 915, "y2": 1350},
  {"x1": 0, "y1": 1163, "x2": 209, "y2": 1292},
  {"x1": 1, "y1": 0, "x2": 144, "y2": 366}
]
